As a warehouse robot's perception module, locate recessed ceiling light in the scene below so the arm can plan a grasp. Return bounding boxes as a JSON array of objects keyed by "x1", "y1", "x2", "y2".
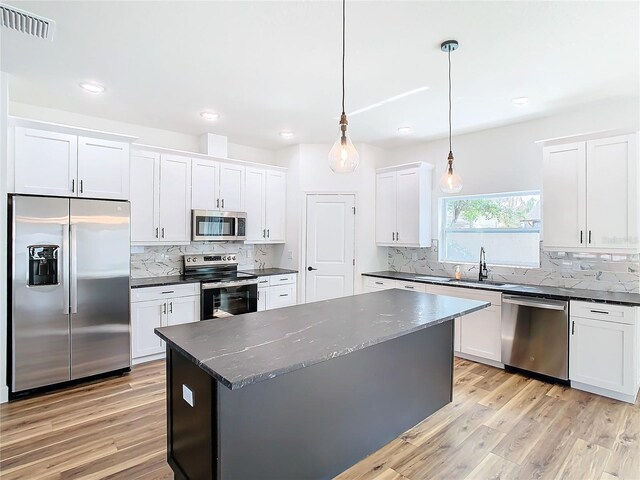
[
  {"x1": 512, "y1": 97, "x2": 529, "y2": 106},
  {"x1": 397, "y1": 126, "x2": 413, "y2": 135},
  {"x1": 279, "y1": 131, "x2": 295, "y2": 139},
  {"x1": 79, "y1": 82, "x2": 105, "y2": 94},
  {"x1": 200, "y1": 111, "x2": 220, "y2": 121}
]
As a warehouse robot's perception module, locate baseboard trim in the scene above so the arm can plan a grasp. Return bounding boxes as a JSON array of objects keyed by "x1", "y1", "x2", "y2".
[
  {"x1": 132, "y1": 353, "x2": 165, "y2": 365},
  {"x1": 455, "y1": 351, "x2": 504, "y2": 369},
  {"x1": 0, "y1": 385, "x2": 8, "y2": 404},
  {"x1": 571, "y1": 381, "x2": 639, "y2": 404}
]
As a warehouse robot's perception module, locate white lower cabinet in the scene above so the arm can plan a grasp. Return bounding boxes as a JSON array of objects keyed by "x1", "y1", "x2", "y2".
[
  {"x1": 570, "y1": 301, "x2": 639, "y2": 403},
  {"x1": 256, "y1": 274, "x2": 297, "y2": 311},
  {"x1": 363, "y1": 277, "x2": 398, "y2": 292},
  {"x1": 130, "y1": 283, "x2": 200, "y2": 364}
]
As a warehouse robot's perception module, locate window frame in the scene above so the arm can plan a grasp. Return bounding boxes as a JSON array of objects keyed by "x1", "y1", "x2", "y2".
[{"x1": 438, "y1": 190, "x2": 542, "y2": 269}]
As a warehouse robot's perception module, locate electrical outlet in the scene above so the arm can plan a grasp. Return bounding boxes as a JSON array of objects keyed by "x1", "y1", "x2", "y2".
[
  {"x1": 182, "y1": 384, "x2": 194, "y2": 407},
  {"x1": 287, "y1": 250, "x2": 293, "y2": 260},
  {"x1": 412, "y1": 253, "x2": 418, "y2": 261},
  {"x1": 246, "y1": 250, "x2": 253, "y2": 259}
]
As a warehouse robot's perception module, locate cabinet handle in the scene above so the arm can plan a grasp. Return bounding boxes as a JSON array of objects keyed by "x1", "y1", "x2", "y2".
[
  {"x1": 169, "y1": 302, "x2": 173, "y2": 314},
  {"x1": 375, "y1": 281, "x2": 384, "y2": 285},
  {"x1": 217, "y1": 198, "x2": 220, "y2": 208},
  {"x1": 162, "y1": 227, "x2": 165, "y2": 238},
  {"x1": 396, "y1": 232, "x2": 399, "y2": 241},
  {"x1": 588, "y1": 230, "x2": 592, "y2": 244},
  {"x1": 580, "y1": 230, "x2": 583, "y2": 244},
  {"x1": 405, "y1": 286, "x2": 415, "y2": 289},
  {"x1": 279, "y1": 294, "x2": 288, "y2": 297},
  {"x1": 155, "y1": 227, "x2": 159, "y2": 238},
  {"x1": 263, "y1": 229, "x2": 266, "y2": 238},
  {"x1": 392, "y1": 232, "x2": 395, "y2": 241},
  {"x1": 571, "y1": 320, "x2": 575, "y2": 335},
  {"x1": 257, "y1": 291, "x2": 260, "y2": 300},
  {"x1": 161, "y1": 291, "x2": 175, "y2": 294},
  {"x1": 80, "y1": 180, "x2": 84, "y2": 193},
  {"x1": 163, "y1": 303, "x2": 167, "y2": 314},
  {"x1": 71, "y1": 179, "x2": 75, "y2": 193},
  {"x1": 221, "y1": 199, "x2": 225, "y2": 208},
  {"x1": 590, "y1": 309, "x2": 609, "y2": 315},
  {"x1": 267, "y1": 229, "x2": 270, "y2": 238}
]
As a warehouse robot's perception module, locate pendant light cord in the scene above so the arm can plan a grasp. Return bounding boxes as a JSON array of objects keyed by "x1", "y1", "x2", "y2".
[
  {"x1": 342, "y1": 0, "x2": 346, "y2": 115},
  {"x1": 448, "y1": 48, "x2": 452, "y2": 154}
]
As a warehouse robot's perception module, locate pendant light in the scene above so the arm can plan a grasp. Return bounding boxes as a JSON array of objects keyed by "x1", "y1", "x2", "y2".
[
  {"x1": 439, "y1": 39, "x2": 463, "y2": 193},
  {"x1": 328, "y1": 0, "x2": 359, "y2": 173}
]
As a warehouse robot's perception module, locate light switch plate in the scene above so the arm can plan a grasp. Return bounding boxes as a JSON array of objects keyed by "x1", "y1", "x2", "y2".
[{"x1": 182, "y1": 384, "x2": 195, "y2": 407}]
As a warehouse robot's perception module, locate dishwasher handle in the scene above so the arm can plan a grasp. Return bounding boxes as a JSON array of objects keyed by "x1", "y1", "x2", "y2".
[{"x1": 502, "y1": 295, "x2": 567, "y2": 311}]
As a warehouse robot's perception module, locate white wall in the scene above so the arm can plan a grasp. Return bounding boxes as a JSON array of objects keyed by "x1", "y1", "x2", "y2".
[
  {"x1": 1, "y1": 73, "x2": 9, "y2": 403},
  {"x1": 383, "y1": 97, "x2": 640, "y2": 235},
  {"x1": 9, "y1": 102, "x2": 278, "y2": 165},
  {"x1": 277, "y1": 143, "x2": 387, "y2": 300}
]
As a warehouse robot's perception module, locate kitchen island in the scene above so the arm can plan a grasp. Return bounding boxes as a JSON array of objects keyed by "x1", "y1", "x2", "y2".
[{"x1": 155, "y1": 289, "x2": 489, "y2": 480}]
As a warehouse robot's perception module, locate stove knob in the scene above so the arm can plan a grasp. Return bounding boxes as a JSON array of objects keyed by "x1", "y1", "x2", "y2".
[
  {"x1": 232, "y1": 255, "x2": 236, "y2": 260},
  {"x1": 192, "y1": 257, "x2": 197, "y2": 262},
  {"x1": 222, "y1": 256, "x2": 227, "y2": 261},
  {"x1": 186, "y1": 258, "x2": 191, "y2": 262}
]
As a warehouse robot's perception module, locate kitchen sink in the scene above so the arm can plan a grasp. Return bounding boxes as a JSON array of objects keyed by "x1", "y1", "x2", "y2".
[
  {"x1": 446, "y1": 279, "x2": 508, "y2": 287},
  {"x1": 413, "y1": 275, "x2": 450, "y2": 282}
]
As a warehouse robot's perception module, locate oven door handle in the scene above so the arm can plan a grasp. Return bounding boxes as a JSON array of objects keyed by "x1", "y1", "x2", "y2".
[
  {"x1": 202, "y1": 280, "x2": 258, "y2": 290},
  {"x1": 502, "y1": 295, "x2": 567, "y2": 311}
]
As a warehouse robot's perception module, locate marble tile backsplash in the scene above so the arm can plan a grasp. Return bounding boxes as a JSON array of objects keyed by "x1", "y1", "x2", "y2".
[
  {"x1": 131, "y1": 243, "x2": 278, "y2": 278},
  {"x1": 388, "y1": 242, "x2": 640, "y2": 293}
]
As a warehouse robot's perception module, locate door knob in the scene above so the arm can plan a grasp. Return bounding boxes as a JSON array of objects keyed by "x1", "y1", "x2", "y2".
[{"x1": 307, "y1": 266, "x2": 318, "y2": 271}]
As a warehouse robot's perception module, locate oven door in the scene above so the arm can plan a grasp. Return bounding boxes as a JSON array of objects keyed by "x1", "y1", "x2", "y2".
[
  {"x1": 201, "y1": 281, "x2": 258, "y2": 320},
  {"x1": 192, "y1": 210, "x2": 241, "y2": 242}
]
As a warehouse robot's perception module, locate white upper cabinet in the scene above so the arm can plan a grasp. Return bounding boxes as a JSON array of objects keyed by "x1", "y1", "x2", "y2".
[
  {"x1": 130, "y1": 150, "x2": 160, "y2": 243},
  {"x1": 130, "y1": 150, "x2": 191, "y2": 244},
  {"x1": 244, "y1": 167, "x2": 286, "y2": 244},
  {"x1": 12, "y1": 123, "x2": 133, "y2": 200},
  {"x1": 77, "y1": 137, "x2": 130, "y2": 200},
  {"x1": 14, "y1": 127, "x2": 78, "y2": 196},
  {"x1": 159, "y1": 154, "x2": 191, "y2": 243},
  {"x1": 543, "y1": 133, "x2": 639, "y2": 252},
  {"x1": 375, "y1": 163, "x2": 432, "y2": 247},
  {"x1": 219, "y1": 163, "x2": 245, "y2": 211},
  {"x1": 191, "y1": 159, "x2": 219, "y2": 210}
]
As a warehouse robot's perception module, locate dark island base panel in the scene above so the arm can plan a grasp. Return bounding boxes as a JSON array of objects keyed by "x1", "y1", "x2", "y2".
[{"x1": 166, "y1": 321, "x2": 454, "y2": 480}]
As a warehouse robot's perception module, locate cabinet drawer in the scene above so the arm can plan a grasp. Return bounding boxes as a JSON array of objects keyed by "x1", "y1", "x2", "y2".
[
  {"x1": 571, "y1": 301, "x2": 636, "y2": 325},
  {"x1": 396, "y1": 281, "x2": 426, "y2": 293},
  {"x1": 364, "y1": 277, "x2": 397, "y2": 290},
  {"x1": 268, "y1": 284, "x2": 296, "y2": 309},
  {"x1": 424, "y1": 284, "x2": 501, "y2": 307},
  {"x1": 257, "y1": 276, "x2": 271, "y2": 287},
  {"x1": 269, "y1": 274, "x2": 296, "y2": 286},
  {"x1": 131, "y1": 283, "x2": 200, "y2": 303}
]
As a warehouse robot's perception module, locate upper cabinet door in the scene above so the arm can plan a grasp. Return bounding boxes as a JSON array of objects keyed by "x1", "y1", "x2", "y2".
[
  {"x1": 244, "y1": 167, "x2": 266, "y2": 242},
  {"x1": 586, "y1": 134, "x2": 638, "y2": 250},
  {"x1": 192, "y1": 159, "x2": 220, "y2": 210},
  {"x1": 265, "y1": 170, "x2": 286, "y2": 243},
  {"x1": 219, "y1": 163, "x2": 245, "y2": 211},
  {"x1": 542, "y1": 142, "x2": 587, "y2": 249},
  {"x1": 395, "y1": 168, "x2": 421, "y2": 246},
  {"x1": 14, "y1": 127, "x2": 78, "y2": 197},
  {"x1": 77, "y1": 137, "x2": 130, "y2": 200},
  {"x1": 159, "y1": 154, "x2": 191, "y2": 243},
  {"x1": 375, "y1": 172, "x2": 397, "y2": 245},
  {"x1": 130, "y1": 150, "x2": 160, "y2": 243}
]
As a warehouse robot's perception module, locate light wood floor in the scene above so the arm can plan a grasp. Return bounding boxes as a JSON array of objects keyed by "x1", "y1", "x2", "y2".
[{"x1": 1, "y1": 358, "x2": 638, "y2": 480}]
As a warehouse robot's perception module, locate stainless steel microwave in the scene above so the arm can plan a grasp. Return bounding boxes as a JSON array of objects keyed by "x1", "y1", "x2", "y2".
[{"x1": 191, "y1": 210, "x2": 247, "y2": 241}]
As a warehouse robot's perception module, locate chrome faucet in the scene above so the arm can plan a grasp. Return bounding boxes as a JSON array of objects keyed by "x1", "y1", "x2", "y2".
[{"x1": 479, "y1": 247, "x2": 488, "y2": 282}]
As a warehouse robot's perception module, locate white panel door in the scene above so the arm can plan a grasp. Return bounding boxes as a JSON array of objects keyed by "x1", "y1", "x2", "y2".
[
  {"x1": 570, "y1": 317, "x2": 635, "y2": 394},
  {"x1": 395, "y1": 168, "x2": 420, "y2": 246},
  {"x1": 167, "y1": 295, "x2": 200, "y2": 326},
  {"x1": 77, "y1": 137, "x2": 130, "y2": 200},
  {"x1": 131, "y1": 299, "x2": 166, "y2": 358},
  {"x1": 542, "y1": 143, "x2": 587, "y2": 249},
  {"x1": 460, "y1": 306, "x2": 502, "y2": 362},
  {"x1": 159, "y1": 154, "x2": 191, "y2": 242},
  {"x1": 586, "y1": 134, "x2": 638, "y2": 250},
  {"x1": 219, "y1": 163, "x2": 245, "y2": 211},
  {"x1": 14, "y1": 127, "x2": 78, "y2": 196},
  {"x1": 130, "y1": 151, "x2": 160, "y2": 243},
  {"x1": 305, "y1": 194, "x2": 355, "y2": 303},
  {"x1": 375, "y1": 172, "x2": 397, "y2": 245},
  {"x1": 265, "y1": 170, "x2": 286, "y2": 242},
  {"x1": 191, "y1": 159, "x2": 219, "y2": 210},
  {"x1": 245, "y1": 167, "x2": 266, "y2": 242}
]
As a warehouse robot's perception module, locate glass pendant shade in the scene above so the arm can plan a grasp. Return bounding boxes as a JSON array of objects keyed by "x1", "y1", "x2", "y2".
[
  {"x1": 328, "y1": 134, "x2": 360, "y2": 173},
  {"x1": 440, "y1": 155, "x2": 463, "y2": 193}
]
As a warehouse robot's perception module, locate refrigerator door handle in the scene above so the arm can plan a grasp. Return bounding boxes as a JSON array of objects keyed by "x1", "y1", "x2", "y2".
[
  {"x1": 62, "y1": 224, "x2": 71, "y2": 314},
  {"x1": 70, "y1": 224, "x2": 78, "y2": 314}
]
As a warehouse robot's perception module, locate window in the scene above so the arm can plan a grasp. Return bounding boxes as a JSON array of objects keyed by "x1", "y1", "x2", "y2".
[{"x1": 440, "y1": 191, "x2": 541, "y2": 268}]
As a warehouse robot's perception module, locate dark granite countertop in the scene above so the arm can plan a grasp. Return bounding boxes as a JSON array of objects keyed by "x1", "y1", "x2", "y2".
[
  {"x1": 363, "y1": 271, "x2": 640, "y2": 306},
  {"x1": 130, "y1": 275, "x2": 199, "y2": 289},
  {"x1": 239, "y1": 268, "x2": 298, "y2": 277},
  {"x1": 155, "y1": 289, "x2": 488, "y2": 390}
]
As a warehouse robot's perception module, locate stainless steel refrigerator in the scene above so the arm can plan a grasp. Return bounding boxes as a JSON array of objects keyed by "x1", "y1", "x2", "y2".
[{"x1": 9, "y1": 195, "x2": 131, "y2": 394}]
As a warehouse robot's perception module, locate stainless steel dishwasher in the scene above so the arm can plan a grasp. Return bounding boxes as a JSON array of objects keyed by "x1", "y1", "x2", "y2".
[{"x1": 501, "y1": 295, "x2": 569, "y2": 381}]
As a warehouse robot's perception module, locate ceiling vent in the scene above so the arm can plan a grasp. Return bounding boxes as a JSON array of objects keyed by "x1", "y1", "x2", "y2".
[{"x1": 0, "y1": 3, "x2": 55, "y2": 41}]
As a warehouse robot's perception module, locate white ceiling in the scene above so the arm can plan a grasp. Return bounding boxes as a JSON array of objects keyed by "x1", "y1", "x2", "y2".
[{"x1": 1, "y1": 1, "x2": 638, "y2": 149}]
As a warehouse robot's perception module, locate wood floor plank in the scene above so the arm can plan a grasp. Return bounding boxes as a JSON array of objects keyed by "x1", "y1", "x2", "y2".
[
  {"x1": 464, "y1": 452, "x2": 521, "y2": 480},
  {"x1": 334, "y1": 439, "x2": 417, "y2": 480},
  {"x1": 554, "y1": 438, "x2": 612, "y2": 480}
]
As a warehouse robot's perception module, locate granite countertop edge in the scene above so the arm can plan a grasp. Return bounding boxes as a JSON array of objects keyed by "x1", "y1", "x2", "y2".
[
  {"x1": 362, "y1": 271, "x2": 640, "y2": 306},
  {"x1": 155, "y1": 297, "x2": 489, "y2": 391},
  {"x1": 131, "y1": 268, "x2": 299, "y2": 289}
]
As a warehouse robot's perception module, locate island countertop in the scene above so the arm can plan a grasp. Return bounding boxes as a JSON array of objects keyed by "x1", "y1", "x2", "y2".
[{"x1": 155, "y1": 289, "x2": 489, "y2": 390}]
